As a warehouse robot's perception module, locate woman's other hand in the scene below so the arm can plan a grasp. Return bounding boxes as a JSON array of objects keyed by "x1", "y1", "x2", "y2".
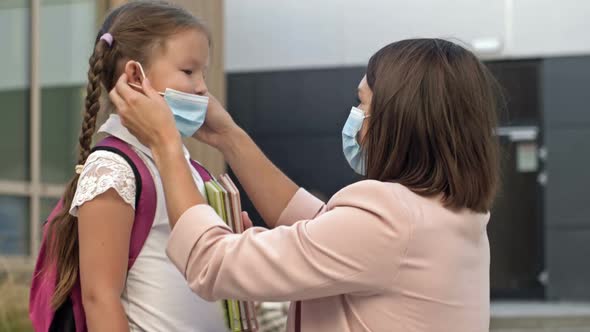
[{"x1": 193, "y1": 94, "x2": 242, "y2": 153}]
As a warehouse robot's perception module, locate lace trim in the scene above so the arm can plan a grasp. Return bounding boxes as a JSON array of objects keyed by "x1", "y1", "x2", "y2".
[{"x1": 69, "y1": 150, "x2": 136, "y2": 216}]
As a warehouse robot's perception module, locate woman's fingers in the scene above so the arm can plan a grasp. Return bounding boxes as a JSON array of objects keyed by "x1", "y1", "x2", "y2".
[
  {"x1": 109, "y1": 89, "x2": 136, "y2": 134},
  {"x1": 108, "y1": 88, "x2": 126, "y2": 112},
  {"x1": 113, "y1": 73, "x2": 129, "y2": 97},
  {"x1": 108, "y1": 73, "x2": 180, "y2": 150},
  {"x1": 115, "y1": 73, "x2": 146, "y2": 107},
  {"x1": 241, "y1": 211, "x2": 254, "y2": 230}
]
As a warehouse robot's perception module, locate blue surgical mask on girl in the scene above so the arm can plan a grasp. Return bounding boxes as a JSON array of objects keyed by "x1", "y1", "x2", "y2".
[
  {"x1": 129, "y1": 62, "x2": 208, "y2": 137},
  {"x1": 342, "y1": 106, "x2": 369, "y2": 175}
]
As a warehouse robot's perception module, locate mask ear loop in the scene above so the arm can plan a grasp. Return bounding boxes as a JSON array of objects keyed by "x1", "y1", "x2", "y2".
[
  {"x1": 352, "y1": 106, "x2": 371, "y2": 119},
  {"x1": 128, "y1": 61, "x2": 165, "y2": 96},
  {"x1": 136, "y1": 61, "x2": 147, "y2": 80}
]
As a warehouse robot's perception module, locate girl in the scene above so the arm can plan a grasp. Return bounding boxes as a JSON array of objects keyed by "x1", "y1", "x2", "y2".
[
  {"x1": 112, "y1": 38, "x2": 502, "y2": 332},
  {"x1": 44, "y1": 1, "x2": 226, "y2": 331}
]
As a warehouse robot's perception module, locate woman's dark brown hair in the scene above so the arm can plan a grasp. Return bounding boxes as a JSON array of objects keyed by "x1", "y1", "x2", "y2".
[
  {"x1": 45, "y1": 0, "x2": 209, "y2": 309},
  {"x1": 364, "y1": 38, "x2": 501, "y2": 213}
]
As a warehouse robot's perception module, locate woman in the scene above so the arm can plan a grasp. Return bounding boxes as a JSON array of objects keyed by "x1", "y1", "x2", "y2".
[{"x1": 110, "y1": 38, "x2": 501, "y2": 331}]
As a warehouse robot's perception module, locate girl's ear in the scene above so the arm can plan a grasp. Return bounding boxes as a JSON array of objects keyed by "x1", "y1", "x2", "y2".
[{"x1": 124, "y1": 60, "x2": 145, "y2": 85}]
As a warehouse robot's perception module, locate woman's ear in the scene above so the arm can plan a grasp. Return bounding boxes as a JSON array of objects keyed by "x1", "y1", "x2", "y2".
[{"x1": 124, "y1": 61, "x2": 145, "y2": 86}]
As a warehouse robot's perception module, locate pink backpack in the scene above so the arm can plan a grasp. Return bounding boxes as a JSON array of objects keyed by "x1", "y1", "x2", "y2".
[{"x1": 29, "y1": 136, "x2": 212, "y2": 332}]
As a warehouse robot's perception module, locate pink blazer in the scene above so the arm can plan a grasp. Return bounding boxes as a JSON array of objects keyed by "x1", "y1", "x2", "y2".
[{"x1": 167, "y1": 180, "x2": 490, "y2": 332}]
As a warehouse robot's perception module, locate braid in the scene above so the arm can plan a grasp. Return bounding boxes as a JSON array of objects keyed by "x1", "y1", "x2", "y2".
[
  {"x1": 78, "y1": 42, "x2": 108, "y2": 164},
  {"x1": 46, "y1": 39, "x2": 111, "y2": 309}
]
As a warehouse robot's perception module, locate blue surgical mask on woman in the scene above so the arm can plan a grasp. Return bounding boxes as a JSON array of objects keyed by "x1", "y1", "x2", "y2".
[
  {"x1": 342, "y1": 106, "x2": 369, "y2": 175},
  {"x1": 130, "y1": 62, "x2": 209, "y2": 137}
]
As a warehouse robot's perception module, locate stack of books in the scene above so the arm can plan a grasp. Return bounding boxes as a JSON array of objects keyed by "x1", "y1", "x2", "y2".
[{"x1": 205, "y1": 173, "x2": 260, "y2": 332}]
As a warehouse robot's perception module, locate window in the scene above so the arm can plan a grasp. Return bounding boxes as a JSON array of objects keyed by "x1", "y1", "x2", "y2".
[{"x1": 0, "y1": 0, "x2": 96, "y2": 256}]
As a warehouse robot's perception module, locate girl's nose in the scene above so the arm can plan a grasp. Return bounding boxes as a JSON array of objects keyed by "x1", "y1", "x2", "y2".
[{"x1": 194, "y1": 74, "x2": 208, "y2": 96}]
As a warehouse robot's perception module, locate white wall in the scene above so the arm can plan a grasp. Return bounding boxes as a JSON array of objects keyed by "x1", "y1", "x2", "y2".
[
  {"x1": 506, "y1": 0, "x2": 590, "y2": 58},
  {"x1": 0, "y1": 1, "x2": 95, "y2": 90},
  {"x1": 225, "y1": 0, "x2": 505, "y2": 72},
  {"x1": 225, "y1": 0, "x2": 590, "y2": 73}
]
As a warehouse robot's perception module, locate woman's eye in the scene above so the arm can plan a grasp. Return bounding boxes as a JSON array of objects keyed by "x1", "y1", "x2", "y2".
[{"x1": 182, "y1": 69, "x2": 193, "y2": 75}]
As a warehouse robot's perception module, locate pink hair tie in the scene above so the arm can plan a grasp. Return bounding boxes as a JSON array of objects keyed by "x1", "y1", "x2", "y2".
[{"x1": 100, "y1": 33, "x2": 113, "y2": 47}]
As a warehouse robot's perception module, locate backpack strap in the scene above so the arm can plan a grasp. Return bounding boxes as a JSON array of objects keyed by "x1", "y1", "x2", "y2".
[
  {"x1": 93, "y1": 136, "x2": 157, "y2": 269},
  {"x1": 32, "y1": 136, "x2": 157, "y2": 332},
  {"x1": 189, "y1": 159, "x2": 213, "y2": 182},
  {"x1": 295, "y1": 301, "x2": 302, "y2": 332}
]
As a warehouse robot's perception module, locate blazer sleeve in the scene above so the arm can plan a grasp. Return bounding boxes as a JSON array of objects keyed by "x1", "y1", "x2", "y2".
[
  {"x1": 275, "y1": 188, "x2": 326, "y2": 227},
  {"x1": 166, "y1": 180, "x2": 412, "y2": 302}
]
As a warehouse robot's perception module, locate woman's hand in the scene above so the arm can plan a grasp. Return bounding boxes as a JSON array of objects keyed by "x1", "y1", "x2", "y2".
[
  {"x1": 109, "y1": 73, "x2": 182, "y2": 152},
  {"x1": 193, "y1": 94, "x2": 243, "y2": 153},
  {"x1": 110, "y1": 73, "x2": 206, "y2": 224}
]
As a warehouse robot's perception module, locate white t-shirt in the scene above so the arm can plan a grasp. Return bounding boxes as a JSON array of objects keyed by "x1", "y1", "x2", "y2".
[{"x1": 70, "y1": 115, "x2": 226, "y2": 332}]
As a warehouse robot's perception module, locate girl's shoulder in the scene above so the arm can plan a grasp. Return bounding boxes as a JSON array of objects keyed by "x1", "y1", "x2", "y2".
[
  {"x1": 80, "y1": 149, "x2": 137, "y2": 185},
  {"x1": 69, "y1": 150, "x2": 137, "y2": 217}
]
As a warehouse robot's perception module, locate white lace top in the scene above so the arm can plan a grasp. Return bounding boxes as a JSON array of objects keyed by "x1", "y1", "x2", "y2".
[
  {"x1": 69, "y1": 150, "x2": 137, "y2": 216},
  {"x1": 65, "y1": 114, "x2": 226, "y2": 332}
]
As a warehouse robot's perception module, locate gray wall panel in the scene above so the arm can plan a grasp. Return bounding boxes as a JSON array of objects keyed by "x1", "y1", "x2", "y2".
[
  {"x1": 543, "y1": 57, "x2": 590, "y2": 127},
  {"x1": 227, "y1": 67, "x2": 366, "y2": 226},
  {"x1": 544, "y1": 128, "x2": 590, "y2": 227},
  {"x1": 254, "y1": 69, "x2": 365, "y2": 135},
  {"x1": 543, "y1": 56, "x2": 590, "y2": 301},
  {"x1": 546, "y1": 228, "x2": 590, "y2": 300}
]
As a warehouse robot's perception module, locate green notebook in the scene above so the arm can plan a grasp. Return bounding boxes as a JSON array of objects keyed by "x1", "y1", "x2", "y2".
[{"x1": 204, "y1": 180, "x2": 244, "y2": 332}]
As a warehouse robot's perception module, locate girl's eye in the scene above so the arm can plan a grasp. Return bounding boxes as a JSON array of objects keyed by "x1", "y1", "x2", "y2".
[{"x1": 182, "y1": 69, "x2": 193, "y2": 75}]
